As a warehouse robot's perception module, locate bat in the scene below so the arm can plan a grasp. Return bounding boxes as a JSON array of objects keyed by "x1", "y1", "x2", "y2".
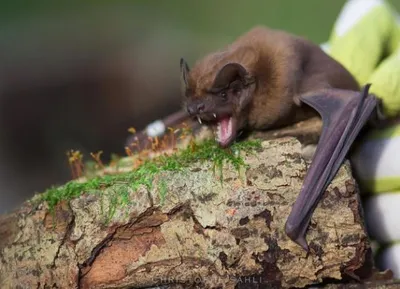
[{"x1": 178, "y1": 26, "x2": 379, "y2": 251}]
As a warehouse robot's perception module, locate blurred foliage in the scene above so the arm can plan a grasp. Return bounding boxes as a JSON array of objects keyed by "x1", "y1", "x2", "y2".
[
  {"x1": 2, "y1": 0, "x2": 400, "y2": 69},
  {"x1": 1, "y1": 1, "x2": 399, "y2": 61}
]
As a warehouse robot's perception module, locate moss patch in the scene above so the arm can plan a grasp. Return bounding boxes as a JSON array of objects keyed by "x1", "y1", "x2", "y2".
[{"x1": 37, "y1": 139, "x2": 261, "y2": 214}]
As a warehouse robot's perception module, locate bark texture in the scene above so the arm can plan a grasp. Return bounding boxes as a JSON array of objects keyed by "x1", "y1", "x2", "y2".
[
  {"x1": 0, "y1": 137, "x2": 373, "y2": 289},
  {"x1": 249, "y1": 117, "x2": 322, "y2": 145}
]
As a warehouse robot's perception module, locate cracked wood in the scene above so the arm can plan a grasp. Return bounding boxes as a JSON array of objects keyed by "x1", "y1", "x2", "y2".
[{"x1": 0, "y1": 137, "x2": 373, "y2": 289}]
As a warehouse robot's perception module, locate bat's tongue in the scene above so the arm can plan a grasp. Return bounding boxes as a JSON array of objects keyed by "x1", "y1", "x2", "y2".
[{"x1": 217, "y1": 117, "x2": 233, "y2": 145}]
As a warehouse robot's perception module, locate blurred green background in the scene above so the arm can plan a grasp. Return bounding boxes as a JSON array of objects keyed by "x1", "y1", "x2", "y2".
[
  {"x1": 0, "y1": 0, "x2": 399, "y2": 212},
  {"x1": 2, "y1": 1, "x2": 399, "y2": 43}
]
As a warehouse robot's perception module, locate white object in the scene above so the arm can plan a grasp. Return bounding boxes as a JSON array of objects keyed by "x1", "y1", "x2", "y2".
[
  {"x1": 145, "y1": 120, "x2": 166, "y2": 137},
  {"x1": 351, "y1": 135, "x2": 400, "y2": 182},
  {"x1": 334, "y1": 0, "x2": 383, "y2": 37},
  {"x1": 364, "y1": 194, "x2": 400, "y2": 243},
  {"x1": 319, "y1": 42, "x2": 330, "y2": 53},
  {"x1": 378, "y1": 243, "x2": 400, "y2": 278}
]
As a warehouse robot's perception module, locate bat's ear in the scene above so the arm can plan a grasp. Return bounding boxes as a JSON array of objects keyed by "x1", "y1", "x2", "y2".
[
  {"x1": 180, "y1": 58, "x2": 190, "y2": 95},
  {"x1": 212, "y1": 63, "x2": 251, "y2": 89}
]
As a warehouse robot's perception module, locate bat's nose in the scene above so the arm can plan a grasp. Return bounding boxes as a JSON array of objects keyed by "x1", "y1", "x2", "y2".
[
  {"x1": 187, "y1": 102, "x2": 205, "y2": 115},
  {"x1": 197, "y1": 103, "x2": 205, "y2": 112}
]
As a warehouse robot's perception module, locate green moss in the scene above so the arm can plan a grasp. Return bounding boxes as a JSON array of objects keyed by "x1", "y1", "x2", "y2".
[
  {"x1": 38, "y1": 139, "x2": 262, "y2": 213},
  {"x1": 158, "y1": 179, "x2": 168, "y2": 206}
]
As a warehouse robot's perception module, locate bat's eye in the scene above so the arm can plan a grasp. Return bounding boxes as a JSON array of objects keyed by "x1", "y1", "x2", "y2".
[
  {"x1": 220, "y1": 91, "x2": 228, "y2": 101},
  {"x1": 232, "y1": 88, "x2": 241, "y2": 95}
]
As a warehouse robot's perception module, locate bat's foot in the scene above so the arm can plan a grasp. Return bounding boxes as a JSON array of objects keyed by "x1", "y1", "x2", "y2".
[
  {"x1": 367, "y1": 96, "x2": 386, "y2": 128},
  {"x1": 367, "y1": 97, "x2": 400, "y2": 129},
  {"x1": 285, "y1": 222, "x2": 310, "y2": 252}
]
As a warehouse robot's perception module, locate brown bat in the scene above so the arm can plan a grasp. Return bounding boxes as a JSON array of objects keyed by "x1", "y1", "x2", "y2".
[{"x1": 179, "y1": 26, "x2": 379, "y2": 251}]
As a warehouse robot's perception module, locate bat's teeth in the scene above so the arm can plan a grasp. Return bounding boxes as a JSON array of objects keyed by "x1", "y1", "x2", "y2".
[
  {"x1": 197, "y1": 116, "x2": 202, "y2": 124},
  {"x1": 216, "y1": 122, "x2": 222, "y2": 142},
  {"x1": 213, "y1": 113, "x2": 217, "y2": 118},
  {"x1": 228, "y1": 117, "x2": 232, "y2": 136}
]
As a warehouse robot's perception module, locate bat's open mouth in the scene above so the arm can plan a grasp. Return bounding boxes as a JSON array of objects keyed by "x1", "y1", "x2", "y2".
[
  {"x1": 193, "y1": 109, "x2": 238, "y2": 147},
  {"x1": 214, "y1": 115, "x2": 237, "y2": 147}
]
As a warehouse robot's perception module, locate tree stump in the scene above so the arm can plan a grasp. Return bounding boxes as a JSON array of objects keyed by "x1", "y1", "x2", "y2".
[{"x1": 0, "y1": 136, "x2": 373, "y2": 289}]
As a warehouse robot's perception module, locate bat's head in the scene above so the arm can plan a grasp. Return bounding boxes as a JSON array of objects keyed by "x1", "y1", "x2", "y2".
[{"x1": 180, "y1": 57, "x2": 256, "y2": 147}]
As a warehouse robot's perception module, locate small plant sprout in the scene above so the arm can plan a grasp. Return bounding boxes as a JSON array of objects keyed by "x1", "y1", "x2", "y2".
[
  {"x1": 66, "y1": 150, "x2": 85, "y2": 179},
  {"x1": 125, "y1": 146, "x2": 143, "y2": 169},
  {"x1": 127, "y1": 127, "x2": 136, "y2": 134},
  {"x1": 149, "y1": 136, "x2": 160, "y2": 151},
  {"x1": 125, "y1": 146, "x2": 133, "y2": 157},
  {"x1": 90, "y1": 150, "x2": 105, "y2": 170},
  {"x1": 167, "y1": 127, "x2": 176, "y2": 149},
  {"x1": 153, "y1": 136, "x2": 159, "y2": 150},
  {"x1": 147, "y1": 136, "x2": 153, "y2": 150},
  {"x1": 159, "y1": 136, "x2": 168, "y2": 151}
]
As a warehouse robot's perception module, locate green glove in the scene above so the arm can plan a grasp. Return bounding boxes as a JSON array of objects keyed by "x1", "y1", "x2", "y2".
[
  {"x1": 328, "y1": 0, "x2": 397, "y2": 85},
  {"x1": 388, "y1": 12, "x2": 400, "y2": 54},
  {"x1": 351, "y1": 124, "x2": 400, "y2": 194},
  {"x1": 368, "y1": 46, "x2": 400, "y2": 117}
]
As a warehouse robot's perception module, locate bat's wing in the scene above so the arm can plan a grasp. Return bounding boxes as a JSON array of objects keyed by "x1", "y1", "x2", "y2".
[{"x1": 285, "y1": 84, "x2": 378, "y2": 251}]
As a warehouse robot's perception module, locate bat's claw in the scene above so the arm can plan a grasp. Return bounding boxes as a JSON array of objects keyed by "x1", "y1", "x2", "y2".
[
  {"x1": 285, "y1": 222, "x2": 309, "y2": 252},
  {"x1": 293, "y1": 95, "x2": 302, "y2": 106},
  {"x1": 297, "y1": 238, "x2": 309, "y2": 253}
]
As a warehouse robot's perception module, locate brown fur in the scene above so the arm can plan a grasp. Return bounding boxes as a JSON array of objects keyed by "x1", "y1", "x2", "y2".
[{"x1": 186, "y1": 26, "x2": 359, "y2": 131}]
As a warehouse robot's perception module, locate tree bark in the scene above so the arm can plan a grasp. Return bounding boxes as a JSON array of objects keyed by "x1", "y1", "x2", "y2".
[
  {"x1": 249, "y1": 116, "x2": 322, "y2": 145},
  {"x1": 0, "y1": 136, "x2": 374, "y2": 289}
]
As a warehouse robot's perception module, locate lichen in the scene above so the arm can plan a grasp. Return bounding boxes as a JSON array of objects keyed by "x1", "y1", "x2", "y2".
[{"x1": 36, "y1": 139, "x2": 262, "y2": 215}]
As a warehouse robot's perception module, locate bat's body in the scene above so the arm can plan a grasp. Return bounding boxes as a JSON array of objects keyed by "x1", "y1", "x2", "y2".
[
  {"x1": 180, "y1": 26, "x2": 378, "y2": 251},
  {"x1": 182, "y1": 27, "x2": 359, "y2": 146}
]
